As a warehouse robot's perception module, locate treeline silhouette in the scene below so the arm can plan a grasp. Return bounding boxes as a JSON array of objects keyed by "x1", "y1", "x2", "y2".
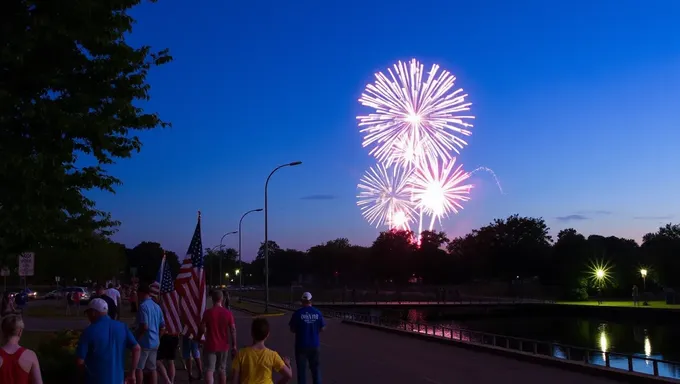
[{"x1": 218, "y1": 215, "x2": 680, "y2": 300}]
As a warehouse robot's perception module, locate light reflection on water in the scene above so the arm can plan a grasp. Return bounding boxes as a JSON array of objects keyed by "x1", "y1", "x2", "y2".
[{"x1": 392, "y1": 309, "x2": 680, "y2": 379}]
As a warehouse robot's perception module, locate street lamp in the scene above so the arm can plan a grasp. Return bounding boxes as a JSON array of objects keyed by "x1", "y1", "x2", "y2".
[
  {"x1": 640, "y1": 268, "x2": 648, "y2": 306},
  {"x1": 219, "y1": 231, "x2": 238, "y2": 287},
  {"x1": 239, "y1": 208, "x2": 263, "y2": 289},
  {"x1": 264, "y1": 161, "x2": 302, "y2": 313}
]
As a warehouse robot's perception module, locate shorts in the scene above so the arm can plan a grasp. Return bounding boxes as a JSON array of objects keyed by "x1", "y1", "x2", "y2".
[
  {"x1": 182, "y1": 336, "x2": 200, "y2": 359},
  {"x1": 158, "y1": 335, "x2": 179, "y2": 361},
  {"x1": 204, "y1": 351, "x2": 228, "y2": 372},
  {"x1": 137, "y1": 349, "x2": 158, "y2": 371}
]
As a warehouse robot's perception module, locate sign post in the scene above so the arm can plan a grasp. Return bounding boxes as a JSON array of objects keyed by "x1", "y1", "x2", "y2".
[
  {"x1": 18, "y1": 252, "x2": 35, "y2": 290},
  {"x1": 0, "y1": 267, "x2": 9, "y2": 291}
]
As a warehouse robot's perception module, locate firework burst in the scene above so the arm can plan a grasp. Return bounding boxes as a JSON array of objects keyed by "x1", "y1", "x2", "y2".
[
  {"x1": 357, "y1": 59, "x2": 474, "y2": 165},
  {"x1": 357, "y1": 164, "x2": 416, "y2": 230},
  {"x1": 356, "y1": 58, "x2": 498, "y2": 233},
  {"x1": 410, "y1": 157, "x2": 473, "y2": 233}
]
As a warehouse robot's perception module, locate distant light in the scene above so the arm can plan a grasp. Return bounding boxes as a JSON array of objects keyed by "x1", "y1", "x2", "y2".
[
  {"x1": 640, "y1": 268, "x2": 648, "y2": 278},
  {"x1": 596, "y1": 269, "x2": 605, "y2": 279}
]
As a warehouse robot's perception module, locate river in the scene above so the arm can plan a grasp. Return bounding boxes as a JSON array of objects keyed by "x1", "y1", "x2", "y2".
[{"x1": 365, "y1": 307, "x2": 680, "y2": 379}]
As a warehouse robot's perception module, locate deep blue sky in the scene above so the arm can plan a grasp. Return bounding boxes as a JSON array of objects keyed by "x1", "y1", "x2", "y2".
[{"x1": 93, "y1": 0, "x2": 680, "y2": 260}]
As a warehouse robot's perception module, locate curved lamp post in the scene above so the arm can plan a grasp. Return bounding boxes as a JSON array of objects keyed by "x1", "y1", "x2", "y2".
[
  {"x1": 264, "y1": 161, "x2": 302, "y2": 313},
  {"x1": 218, "y1": 231, "x2": 238, "y2": 287},
  {"x1": 238, "y1": 208, "x2": 263, "y2": 289}
]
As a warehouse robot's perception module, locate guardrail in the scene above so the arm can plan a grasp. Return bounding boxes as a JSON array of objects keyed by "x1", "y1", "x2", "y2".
[
  {"x1": 240, "y1": 297, "x2": 680, "y2": 381},
  {"x1": 307, "y1": 297, "x2": 555, "y2": 305}
]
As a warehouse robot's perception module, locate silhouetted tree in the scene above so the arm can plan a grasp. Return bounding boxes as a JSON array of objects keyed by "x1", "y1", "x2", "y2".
[
  {"x1": 370, "y1": 229, "x2": 416, "y2": 285},
  {"x1": 642, "y1": 223, "x2": 680, "y2": 287},
  {"x1": 0, "y1": 0, "x2": 172, "y2": 257},
  {"x1": 127, "y1": 242, "x2": 179, "y2": 284}
]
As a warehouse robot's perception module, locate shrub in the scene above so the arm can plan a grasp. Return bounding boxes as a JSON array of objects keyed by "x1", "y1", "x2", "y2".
[{"x1": 36, "y1": 330, "x2": 81, "y2": 383}]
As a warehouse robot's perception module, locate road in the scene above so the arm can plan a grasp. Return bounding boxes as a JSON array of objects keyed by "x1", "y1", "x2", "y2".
[{"x1": 23, "y1": 309, "x2": 619, "y2": 383}]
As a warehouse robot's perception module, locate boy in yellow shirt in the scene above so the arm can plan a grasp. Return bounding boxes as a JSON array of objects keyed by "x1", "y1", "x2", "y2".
[{"x1": 231, "y1": 317, "x2": 293, "y2": 384}]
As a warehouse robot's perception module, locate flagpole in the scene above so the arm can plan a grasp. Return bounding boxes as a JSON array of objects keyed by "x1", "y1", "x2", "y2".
[{"x1": 159, "y1": 252, "x2": 166, "y2": 284}]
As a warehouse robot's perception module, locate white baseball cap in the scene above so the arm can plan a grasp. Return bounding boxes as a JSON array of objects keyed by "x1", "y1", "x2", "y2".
[
  {"x1": 301, "y1": 292, "x2": 312, "y2": 301},
  {"x1": 86, "y1": 298, "x2": 108, "y2": 314}
]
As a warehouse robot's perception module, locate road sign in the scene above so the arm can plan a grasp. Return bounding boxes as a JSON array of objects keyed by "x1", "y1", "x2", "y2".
[
  {"x1": 0, "y1": 267, "x2": 9, "y2": 277},
  {"x1": 18, "y1": 252, "x2": 35, "y2": 277}
]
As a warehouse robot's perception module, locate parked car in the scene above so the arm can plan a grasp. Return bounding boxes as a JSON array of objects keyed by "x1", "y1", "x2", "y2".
[
  {"x1": 43, "y1": 290, "x2": 62, "y2": 300},
  {"x1": 43, "y1": 287, "x2": 91, "y2": 303}
]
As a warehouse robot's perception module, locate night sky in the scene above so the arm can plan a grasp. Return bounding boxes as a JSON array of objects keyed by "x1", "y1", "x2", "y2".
[{"x1": 90, "y1": 0, "x2": 680, "y2": 260}]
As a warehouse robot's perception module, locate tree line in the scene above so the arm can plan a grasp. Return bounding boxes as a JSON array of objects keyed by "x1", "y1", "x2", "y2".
[
  {"x1": 11, "y1": 215, "x2": 680, "y2": 301},
  {"x1": 238, "y1": 215, "x2": 680, "y2": 300}
]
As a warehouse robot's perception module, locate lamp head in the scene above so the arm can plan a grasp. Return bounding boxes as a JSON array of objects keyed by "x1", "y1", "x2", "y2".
[
  {"x1": 255, "y1": 208, "x2": 263, "y2": 212},
  {"x1": 289, "y1": 161, "x2": 302, "y2": 166}
]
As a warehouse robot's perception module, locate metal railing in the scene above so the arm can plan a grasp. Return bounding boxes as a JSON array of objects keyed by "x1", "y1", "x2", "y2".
[
  {"x1": 240, "y1": 297, "x2": 680, "y2": 381},
  {"x1": 309, "y1": 296, "x2": 555, "y2": 305}
]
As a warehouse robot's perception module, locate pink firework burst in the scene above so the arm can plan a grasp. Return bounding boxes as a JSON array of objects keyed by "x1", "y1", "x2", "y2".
[{"x1": 409, "y1": 156, "x2": 473, "y2": 233}]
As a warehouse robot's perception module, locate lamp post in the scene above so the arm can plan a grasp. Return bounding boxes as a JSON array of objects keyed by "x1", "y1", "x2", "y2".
[
  {"x1": 264, "y1": 161, "x2": 302, "y2": 313},
  {"x1": 218, "y1": 231, "x2": 238, "y2": 287},
  {"x1": 238, "y1": 208, "x2": 263, "y2": 289},
  {"x1": 640, "y1": 269, "x2": 648, "y2": 306}
]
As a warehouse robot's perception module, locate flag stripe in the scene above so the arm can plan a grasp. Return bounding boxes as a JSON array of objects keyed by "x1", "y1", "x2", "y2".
[
  {"x1": 155, "y1": 254, "x2": 182, "y2": 335},
  {"x1": 175, "y1": 214, "x2": 206, "y2": 339}
]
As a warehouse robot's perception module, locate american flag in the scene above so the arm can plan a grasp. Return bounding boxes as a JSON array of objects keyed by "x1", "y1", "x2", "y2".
[
  {"x1": 175, "y1": 212, "x2": 206, "y2": 339},
  {"x1": 149, "y1": 256, "x2": 162, "y2": 299},
  {"x1": 156, "y1": 254, "x2": 182, "y2": 334}
]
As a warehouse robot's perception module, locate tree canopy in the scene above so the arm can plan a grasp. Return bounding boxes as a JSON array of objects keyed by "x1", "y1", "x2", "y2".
[{"x1": 0, "y1": 0, "x2": 171, "y2": 258}]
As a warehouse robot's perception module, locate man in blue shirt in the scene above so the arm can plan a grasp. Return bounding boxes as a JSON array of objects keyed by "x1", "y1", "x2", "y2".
[
  {"x1": 289, "y1": 291, "x2": 325, "y2": 384},
  {"x1": 135, "y1": 283, "x2": 165, "y2": 384},
  {"x1": 76, "y1": 298, "x2": 140, "y2": 384}
]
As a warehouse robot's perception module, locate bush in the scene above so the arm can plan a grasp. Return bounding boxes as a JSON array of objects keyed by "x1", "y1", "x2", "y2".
[{"x1": 36, "y1": 330, "x2": 81, "y2": 383}]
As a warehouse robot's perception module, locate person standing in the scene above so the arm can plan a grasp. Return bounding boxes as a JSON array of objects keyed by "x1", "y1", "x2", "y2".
[
  {"x1": 632, "y1": 285, "x2": 640, "y2": 307},
  {"x1": 0, "y1": 315, "x2": 43, "y2": 384},
  {"x1": 76, "y1": 299, "x2": 140, "y2": 384},
  {"x1": 231, "y1": 317, "x2": 292, "y2": 384},
  {"x1": 105, "y1": 283, "x2": 122, "y2": 314},
  {"x1": 92, "y1": 285, "x2": 118, "y2": 319},
  {"x1": 198, "y1": 290, "x2": 237, "y2": 384},
  {"x1": 289, "y1": 292, "x2": 325, "y2": 384},
  {"x1": 157, "y1": 332, "x2": 179, "y2": 384},
  {"x1": 0, "y1": 293, "x2": 17, "y2": 317},
  {"x1": 182, "y1": 334, "x2": 203, "y2": 382},
  {"x1": 135, "y1": 284, "x2": 166, "y2": 384},
  {"x1": 130, "y1": 283, "x2": 139, "y2": 313}
]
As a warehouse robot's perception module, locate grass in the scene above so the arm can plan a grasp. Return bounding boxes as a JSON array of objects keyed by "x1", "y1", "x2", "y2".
[
  {"x1": 23, "y1": 300, "x2": 136, "y2": 319},
  {"x1": 556, "y1": 300, "x2": 680, "y2": 309}
]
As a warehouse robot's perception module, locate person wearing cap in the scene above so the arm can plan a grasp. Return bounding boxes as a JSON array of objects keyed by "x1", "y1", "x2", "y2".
[
  {"x1": 76, "y1": 298, "x2": 140, "y2": 384},
  {"x1": 289, "y1": 292, "x2": 325, "y2": 384},
  {"x1": 134, "y1": 283, "x2": 166, "y2": 384}
]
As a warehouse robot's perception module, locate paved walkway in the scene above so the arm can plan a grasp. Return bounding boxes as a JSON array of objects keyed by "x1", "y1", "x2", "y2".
[
  {"x1": 253, "y1": 314, "x2": 617, "y2": 384},
  {"x1": 24, "y1": 310, "x2": 618, "y2": 383}
]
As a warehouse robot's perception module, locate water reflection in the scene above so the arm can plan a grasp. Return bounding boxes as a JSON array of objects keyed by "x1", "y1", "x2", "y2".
[
  {"x1": 645, "y1": 333, "x2": 652, "y2": 358},
  {"x1": 598, "y1": 323, "x2": 608, "y2": 360},
  {"x1": 391, "y1": 308, "x2": 680, "y2": 379}
]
